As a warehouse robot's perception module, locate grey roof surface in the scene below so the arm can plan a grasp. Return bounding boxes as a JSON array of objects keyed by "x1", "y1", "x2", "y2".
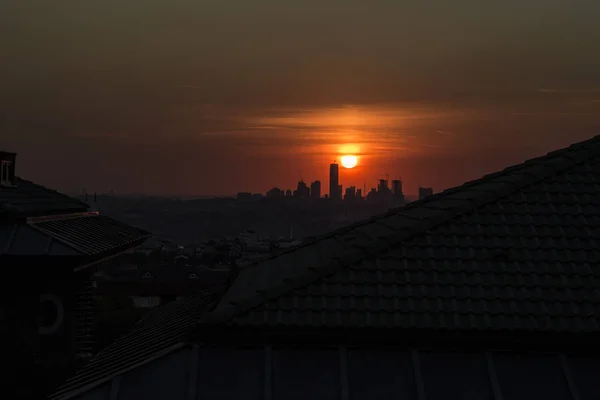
[
  {"x1": 0, "y1": 222, "x2": 80, "y2": 255},
  {"x1": 206, "y1": 135, "x2": 600, "y2": 332},
  {"x1": 50, "y1": 287, "x2": 226, "y2": 400},
  {"x1": 0, "y1": 214, "x2": 151, "y2": 256},
  {"x1": 0, "y1": 177, "x2": 89, "y2": 217},
  {"x1": 65, "y1": 346, "x2": 599, "y2": 400}
]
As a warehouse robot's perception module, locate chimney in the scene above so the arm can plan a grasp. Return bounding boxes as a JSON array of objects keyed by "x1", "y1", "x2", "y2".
[{"x1": 0, "y1": 151, "x2": 17, "y2": 187}]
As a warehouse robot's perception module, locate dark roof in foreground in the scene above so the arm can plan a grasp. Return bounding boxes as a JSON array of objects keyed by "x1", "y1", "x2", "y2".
[
  {"x1": 53, "y1": 346, "x2": 600, "y2": 400},
  {"x1": 0, "y1": 177, "x2": 89, "y2": 217},
  {"x1": 208, "y1": 134, "x2": 600, "y2": 331},
  {"x1": 50, "y1": 287, "x2": 226, "y2": 400},
  {"x1": 0, "y1": 213, "x2": 151, "y2": 258}
]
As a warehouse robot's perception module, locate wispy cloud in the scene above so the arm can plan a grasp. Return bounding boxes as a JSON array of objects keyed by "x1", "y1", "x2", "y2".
[
  {"x1": 538, "y1": 88, "x2": 600, "y2": 94},
  {"x1": 179, "y1": 85, "x2": 203, "y2": 89},
  {"x1": 68, "y1": 131, "x2": 129, "y2": 140},
  {"x1": 436, "y1": 129, "x2": 455, "y2": 135},
  {"x1": 244, "y1": 104, "x2": 464, "y2": 132}
]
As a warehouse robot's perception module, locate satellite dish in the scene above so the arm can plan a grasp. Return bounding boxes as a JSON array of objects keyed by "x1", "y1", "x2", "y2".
[{"x1": 38, "y1": 293, "x2": 65, "y2": 336}]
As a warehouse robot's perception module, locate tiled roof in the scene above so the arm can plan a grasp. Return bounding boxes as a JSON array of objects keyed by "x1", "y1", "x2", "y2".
[
  {"x1": 31, "y1": 214, "x2": 151, "y2": 256},
  {"x1": 50, "y1": 286, "x2": 227, "y2": 400},
  {"x1": 0, "y1": 214, "x2": 151, "y2": 257},
  {"x1": 205, "y1": 135, "x2": 600, "y2": 333},
  {"x1": 0, "y1": 177, "x2": 89, "y2": 217}
]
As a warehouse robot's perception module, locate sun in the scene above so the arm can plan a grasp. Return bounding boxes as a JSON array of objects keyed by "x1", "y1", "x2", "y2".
[{"x1": 341, "y1": 155, "x2": 358, "y2": 169}]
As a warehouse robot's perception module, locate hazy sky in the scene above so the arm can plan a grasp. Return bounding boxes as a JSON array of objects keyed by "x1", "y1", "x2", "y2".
[{"x1": 2, "y1": 1, "x2": 600, "y2": 195}]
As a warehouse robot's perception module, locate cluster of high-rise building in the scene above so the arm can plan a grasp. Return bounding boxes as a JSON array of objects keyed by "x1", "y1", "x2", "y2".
[
  {"x1": 265, "y1": 179, "x2": 321, "y2": 199},
  {"x1": 264, "y1": 162, "x2": 436, "y2": 205}
]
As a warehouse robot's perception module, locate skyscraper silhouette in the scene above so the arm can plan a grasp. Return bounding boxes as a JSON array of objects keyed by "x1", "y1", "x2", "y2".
[
  {"x1": 310, "y1": 180, "x2": 321, "y2": 199},
  {"x1": 329, "y1": 162, "x2": 340, "y2": 200}
]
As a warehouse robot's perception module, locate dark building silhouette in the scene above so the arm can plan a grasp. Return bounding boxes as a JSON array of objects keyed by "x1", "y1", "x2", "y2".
[
  {"x1": 391, "y1": 179, "x2": 405, "y2": 203},
  {"x1": 378, "y1": 179, "x2": 393, "y2": 201},
  {"x1": 0, "y1": 151, "x2": 150, "y2": 398},
  {"x1": 310, "y1": 180, "x2": 321, "y2": 199},
  {"x1": 344, "y1": 185, "x2": 356, "y2": 200},
  {"x1": 419, "y1": 186, "x2": 434, "y2": 200},
  {"x1": 356, "y1": 188, "x2": 362, "y2": 199},
  {"x1": 378, "y1": 179, "x2": 389, "y2": 192},
  {"x1": 364, "y1": 178, "x2": 400, "y2": 204},
  {"x1": 0, "y1": 151, "x2": 15, "y2": 185},
  {"x1": 391, "y1": 179, "x2": 401, "y2": 195},
  {"x1": 285, "y1": 189, "x2": 292, "y2": 197},
  {"x1": 329, "y1": 162, "x2": 341, "y2": 201},
  {"x1": 266, "y1": 187, "x2": 284, "y2": 198},
  {"x1": 365, "y1": 187, "x2": 378, "y2": 202},
  {"x1": 295, "y1": 180, "x2": 310, "y2": 198}
]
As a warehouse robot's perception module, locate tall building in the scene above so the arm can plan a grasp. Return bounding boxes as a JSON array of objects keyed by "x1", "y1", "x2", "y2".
[
  {"x1": 295, "y1": 180, "x2": 310, "y2": 198},
  {"x1": 329, "y1": 162, "x2": 340, "y2": 200},
  {"x1": 391, "y1": 179, "x2": 402, "y2": 196},
  {"x1": 344, "y1": 185, "x2": 356, "y2": 200},
  {"x1": 419, "y1": 186, "x2": 434, "y2": 199},
  {"x1": 392, "y1": 179, "x2": 405, "y2": 203},
  {"x1": 378, "y1": 179, "x2": 389, "y2": 192},
  {"x1": 310, "y1": 180, "x2": 321, "y2": 199}
]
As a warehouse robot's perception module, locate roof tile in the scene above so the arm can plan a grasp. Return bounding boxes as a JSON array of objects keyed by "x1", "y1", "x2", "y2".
[{"x1": 31, "y1": 215, "x2": 150, "y2": 256}]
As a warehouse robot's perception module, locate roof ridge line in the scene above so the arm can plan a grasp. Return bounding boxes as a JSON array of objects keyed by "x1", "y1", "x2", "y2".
[
  {"x1": 15, "y1": 177, "x2": 90, "y2": 208},
  {"x1": 201, "y1": 135, "x2": 600, "y2": 326}
]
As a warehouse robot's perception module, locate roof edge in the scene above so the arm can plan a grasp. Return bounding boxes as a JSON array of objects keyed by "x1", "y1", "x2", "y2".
[
  {"x1": 203, "y1": 134, "x2": 600, "y2": 326},
  {"x1": 49, "y1": 343, "x2": 188, "y2": 400},
  {"x1": 29, "y1": 215, "x2": 151, "y2": 260},
  {"x1": 14, "y1": 176, "x2": 91, "y2": 208},
  {"x1": 50, "y1": 286, "x2": 228, "y2": 400},
  {"x1": 27, "y1": 211, "x2": 99, "y2": 224}
]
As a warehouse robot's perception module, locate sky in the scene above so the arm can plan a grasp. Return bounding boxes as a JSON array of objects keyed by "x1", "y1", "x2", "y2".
[{"x1": 1, "y1": 1, "x2": 600, "y2": 196}]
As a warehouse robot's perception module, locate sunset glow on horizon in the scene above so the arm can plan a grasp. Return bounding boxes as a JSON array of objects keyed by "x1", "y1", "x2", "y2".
[{"x1": 2, "y1": 2, "x2": 599, "y2": 196}]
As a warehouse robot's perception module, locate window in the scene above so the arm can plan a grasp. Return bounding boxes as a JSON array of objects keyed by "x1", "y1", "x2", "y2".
[
  {"x1": 142, "y1": 272, "x2": 153, "y2": 279},
  {"x1": 0, "y1": 161, "x2": 11, "y2": 186},
  {"x1": 188, "y1": 273, "x2": 199, "y2": 279}
]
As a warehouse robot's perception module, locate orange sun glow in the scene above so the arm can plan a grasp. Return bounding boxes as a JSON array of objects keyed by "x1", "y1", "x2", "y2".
[{"x1": 341, "y1": 155, "x2": 358, "y2": 169}]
